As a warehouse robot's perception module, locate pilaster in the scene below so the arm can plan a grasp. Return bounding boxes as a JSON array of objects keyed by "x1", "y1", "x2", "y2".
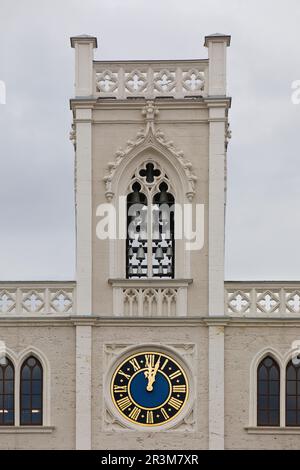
[{"x1": 75, "y1": 325, "x2": 92, "y2": 449}]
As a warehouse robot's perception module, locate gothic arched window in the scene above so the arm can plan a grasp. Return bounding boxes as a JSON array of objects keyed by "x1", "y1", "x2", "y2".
[
  {"x1": 20, "y1": 356, "x2": 43, "y2": 425},
  {"x1": 286, "y1": 359, "x2": 300, "y2": 426},
  {"x1": 257, "y1": 356, "x2": 280, "y2": 426},
  {"x1": 126, "y1": 161, "x2": 175, "y2": 278},
  {"x1": 0, "y1": 357, "x2": 14, "y2": 425}
]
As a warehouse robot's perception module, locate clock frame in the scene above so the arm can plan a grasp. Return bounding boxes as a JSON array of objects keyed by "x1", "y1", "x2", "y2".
[{"x1": 110, "y1": 350, "x2": 189, "y2": 427}]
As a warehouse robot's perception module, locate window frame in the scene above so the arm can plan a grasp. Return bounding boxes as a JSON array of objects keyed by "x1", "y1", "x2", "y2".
[
  {"x1": 126, "y1": 161, "x2": 176, "y2": 279},
  {"x1": 257, "y1": 355, "x2": 280, "y2": 427},
  {"x1": 285, "y1": 359, "x2": 300, "y2": 427},
  {"x1": 20, "y1": 355, "x2": 43, "y2": 426},
  {"x1": 249, "y1": 348, "x2": 300, "y2": 429},
  {"x1": 0, "y1": 357, "x2": 15, "y2": 426}
]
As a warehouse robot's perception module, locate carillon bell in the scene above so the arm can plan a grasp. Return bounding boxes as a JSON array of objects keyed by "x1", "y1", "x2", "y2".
[
  {"x1": 158, "y1": 189, "x2": 169, "y2": 204},
  {"x1": 155, "y1": 246, "x2": 164, "y2": 260},
  {"x1": 166, "y1": 245, "x2": 173, "y2": 258},
  {"x1": 136, "y1": 245, "x2": 145, "y2": 260},
  {"x1": 137, "y1": 265, "x2": 143, "y2": 276},
  {"x1": 128, "y1": 266, "x2": 133, "y2": 276},
  {"x1": 167, "y1": 263, "x2": 172, "y2": 275},
  {"x1": 158, "y1": 264, "x2": 164, "y2": 275},
  {"x1": 129, "y1": 189, "x2": 141, "y2": 204},
  {"x1": 128, "y1": 246, "x2": 134, "y2": 257}
]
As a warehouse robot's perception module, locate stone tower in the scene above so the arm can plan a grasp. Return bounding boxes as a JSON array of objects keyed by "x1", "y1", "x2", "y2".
[{"x1": 70, "y1": 33, "x2": 230, "y2": 449}]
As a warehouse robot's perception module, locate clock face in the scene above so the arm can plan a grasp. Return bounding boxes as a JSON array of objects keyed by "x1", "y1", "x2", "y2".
[{"x1": 111, "y1": 351, "x2": 188, "y2": 426}]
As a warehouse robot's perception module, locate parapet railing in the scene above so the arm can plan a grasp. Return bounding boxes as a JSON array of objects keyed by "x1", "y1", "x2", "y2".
[
  {"x1": 93, "y1": 59, "x2": 208, "y2": 99},
  {"x1": 225, "y1": 282, "x2": 300, "y2": 317},
  {"x1": 0, "y1": 282, "x2": 76, "y2": 315}
]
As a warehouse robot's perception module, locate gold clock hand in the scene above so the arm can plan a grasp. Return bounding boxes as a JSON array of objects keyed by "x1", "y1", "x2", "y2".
[{"x1": 145, "y1": 356, "x2": 161, "y2": 392}]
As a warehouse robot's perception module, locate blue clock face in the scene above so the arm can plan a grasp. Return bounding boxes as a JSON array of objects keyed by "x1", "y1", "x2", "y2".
[{"x1": 111, "y1": 351, "x2": 188, "y2": 426}]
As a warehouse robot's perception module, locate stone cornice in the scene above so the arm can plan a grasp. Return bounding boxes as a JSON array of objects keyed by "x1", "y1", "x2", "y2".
[
  {"x1": 1, "y1": 315, "x2": 300, "y2": 327},
  {"x1": 108, "y1": 278, "x2": 193, "y2": 287},
  {"x1": 245, "y1": 426, "x2": 300, "y2": 435},
  {"x1": 203, "y1": 96, "x2": 232, "y2": 108},
  {"x1": 70, "y1": 97, "x2": 210, "y2": 111},
  {"x1": 0, "y1": 280, "x2": 75, "y2": 285},
  {"x1": 93, "y1": 58, "x2": 209, "y2": 66},
  {"x1": 0, "y1": 426, "x2": 55, "y2": 434}
]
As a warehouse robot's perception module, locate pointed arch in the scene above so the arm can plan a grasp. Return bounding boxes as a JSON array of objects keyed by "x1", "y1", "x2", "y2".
[
  {"x1": 107, "y1": 142, "x2": 194, "y2": 203},
  {"x1": 0, "y1": 356, "x2": 15, "y2": 425},
  {"x1": 0, "y1": 346, "x2": 18, "y2": 370},
  {"x1": 20, "y1": 356, "x2": 43, "y2": 425},
  {"x1": 17, "y1": 346, "x2": 51, "y2": 426},
  {"x1": 248, "y1": 347, "x2": 282, "y2": 427},
  {"x1": 104, "y1": 102, "x2": 195, "y2": 279},
  {"x1": 257, "y1": 355, "x2": 280, "y2": 426},
  {"x1": 103, "y1": 101, "x2": 197, "y2": 203},
  {"x1": 108, "y1": 148, "x2": 191, "y2": 278}
]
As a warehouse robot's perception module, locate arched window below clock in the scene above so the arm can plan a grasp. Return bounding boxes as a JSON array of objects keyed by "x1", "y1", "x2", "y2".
[
  {"x1": 0, "y1": 357, "x2": 14, "y2": 426},
  {"x1": 257, "y1": 355, "x2": 280, "y2": 426},
  {"x1": 126, "y1": 161, "x2": 175, "y2": 279},
  {"x1": 286, "y1": 359, "x2": 300, "y2": 426},
  {"x1": 20, "y1": 356, "x2": 43, "y2": 425}
]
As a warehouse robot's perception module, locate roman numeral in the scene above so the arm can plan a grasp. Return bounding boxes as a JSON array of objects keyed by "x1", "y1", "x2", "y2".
[
  {"x1": 160, "y1": 407, "x2": 169, "y2": 420},
  {"x1": 118, "y1": 369, "x2": 131, "y2": 380},
  {"x1": 145, "y1": 354, "x2": 155, "y2": 368},
  {"x1": 113, "y1": 385, "x2": 127, "y2": 393},
  {"x1": 146, "y1": 411, "x2": 154, "y2": 424},
  {"x1": 169, "y1": 370, "x2": 182, "y2": 380},
  {"x1": 117, "y1": 396, "x2": 132, "y2": 411},
  {"x1": 160, "y1": 358, "x2": 169, "y2": 371},
  {"x1": 128, "y1": 406, "x2": 141, "y2": 421},
  {"x1": 129, "y1": 358, "x2": 141, "y2": 371},
  {"x1": 172, "y1": 385, "x2": 186, "y2": 393},
  {"x1": 168, "y1": 397, "x2": 183, "y2": 410}
]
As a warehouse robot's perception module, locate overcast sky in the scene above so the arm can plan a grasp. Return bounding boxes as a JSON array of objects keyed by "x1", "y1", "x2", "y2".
[{"x1": 0, "y1": 0, "x2": 299, "y2": 281}]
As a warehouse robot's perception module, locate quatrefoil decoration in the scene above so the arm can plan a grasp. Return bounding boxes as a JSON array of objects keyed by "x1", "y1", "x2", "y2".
[
  {"x1": 22, "y1": 290, "x2": 44, "y2": 313},
  {"x1": 125, "y1": 70, "x2": 147, "y2": 93},
  {"x1": 0, "y1": 290, "x2": 16, "y2": 313},
  {"x1": 154, "y1": 69, "x2": 176, "y2": 93},
  {"x1": 182, "y1": 69, "x2": 205, "y2": 92},
  {"x1": 139, "y1": 163, "x2": 161, "y2": 184},
  {"x1": 96, "y1": 70, "x2": 118, "y2": 93}
]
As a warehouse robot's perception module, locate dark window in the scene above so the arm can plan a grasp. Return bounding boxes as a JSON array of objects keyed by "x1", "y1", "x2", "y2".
[
  {"x1": 152, "y1": 183, "x2": 175, "y2": 278},
  {"x1": 126, "y1": 182, "x2": 148, "y2": 278},
  {"x1": 126, "y1": 166, "x2": 175, "y2": 279},
  {"x1": 257, "y1": 356, "x2": 280, "y2": 426},
  {"x1": 0, "y1": 357, "x2": 14, "y2": 425},
  {"x1": 286, "y1": 359, "x2": 300, "y2": 426},
  {"x1": 20, "y1": 356, "x2": 43, "y2": 425}
]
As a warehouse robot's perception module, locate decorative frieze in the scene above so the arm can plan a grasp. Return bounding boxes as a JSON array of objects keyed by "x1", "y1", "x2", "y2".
[
  {"x1": 0, "y1": 283, "x2": 75, "y2": 315},
  {"x1": 226, "y1": 282, "x2": 300, "y2": 316},
  {"x1": 109, "y1": 279, "x2": 191, "y2": 317},
  {"x1": 103, "y1": 101, "x2": 198, "y2": 202},
  {"x1": 94, "y1": 61, "x2": 207, "y2": 99}
]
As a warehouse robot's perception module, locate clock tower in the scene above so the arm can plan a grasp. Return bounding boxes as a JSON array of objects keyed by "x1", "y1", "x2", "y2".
[{"x1": 70, "y1": 33, "x2": 231, "y2": 449}]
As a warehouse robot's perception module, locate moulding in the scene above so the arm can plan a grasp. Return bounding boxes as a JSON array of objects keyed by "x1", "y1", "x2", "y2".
[
  {"x1": 103, "y1": 101, "x2": 197, "y2": 202},
  {"x1": 103, "y1": 342, "x2": 197, "y2": 432}
]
